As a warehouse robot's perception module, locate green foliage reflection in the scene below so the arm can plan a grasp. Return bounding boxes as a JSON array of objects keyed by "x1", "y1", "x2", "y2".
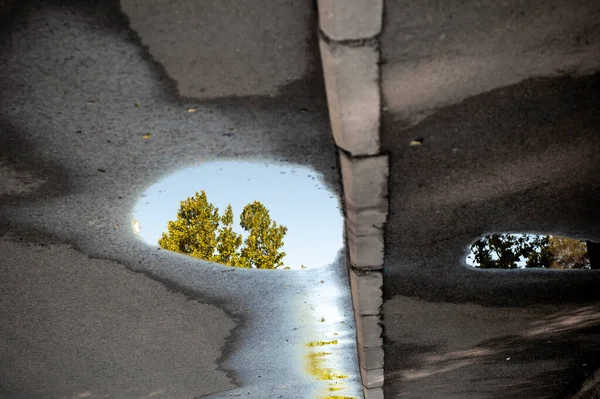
[
  {"x1": 470, "y1": 234, "x2": 590, "y2": 269},
  {"x1": 158, "y1": 190, "x2": 288, "y2": 269}
]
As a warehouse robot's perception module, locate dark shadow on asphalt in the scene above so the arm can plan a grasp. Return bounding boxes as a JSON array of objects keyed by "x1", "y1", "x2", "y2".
[{"x1": 382, "y1": 72, "x2": 600, "y2": 306}]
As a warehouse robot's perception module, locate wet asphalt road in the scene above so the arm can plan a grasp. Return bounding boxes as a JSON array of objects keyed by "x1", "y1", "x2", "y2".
[{"x1": 0, "y1": 1, "x2": 362, "y2": 398}]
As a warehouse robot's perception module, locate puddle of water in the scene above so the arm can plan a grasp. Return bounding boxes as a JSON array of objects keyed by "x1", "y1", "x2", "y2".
[
  {"x1": 132, "y1": 160, "x2": 344, "y2": 269},
  {"x1": 132, "y1": 160, "x2": 363, "y2": 396},
  {"x1": 466, "y1": 233, "x2": 596, "y2": 269}
]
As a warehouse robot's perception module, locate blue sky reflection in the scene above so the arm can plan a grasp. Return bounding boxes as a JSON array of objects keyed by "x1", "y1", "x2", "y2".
[{"x1": 132, "y1": 160, "x2": 344, "y2": 269}]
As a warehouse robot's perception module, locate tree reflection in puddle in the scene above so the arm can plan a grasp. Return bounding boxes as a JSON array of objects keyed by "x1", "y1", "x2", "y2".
[
  {"x1": 132, "y1": 160, "x2": 364, "y2": 397},
  {"x1": 132, "y1": 160, "x2": 344, "y2": 270},
  {"x1": 466, "y1": 233, "x2": 599, "y2": 269}
]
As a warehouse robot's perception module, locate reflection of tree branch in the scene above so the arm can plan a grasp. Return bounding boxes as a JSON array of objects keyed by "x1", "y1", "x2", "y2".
[{"x1": 470, "y1": 233, "x2": 590, "y2": 269}]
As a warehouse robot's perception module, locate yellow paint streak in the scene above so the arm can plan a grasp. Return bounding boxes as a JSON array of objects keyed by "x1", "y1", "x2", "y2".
[
  {"x1": 306, "y1": 351, "x2": 347, "y2": 381},
  {"x1": 304, "y1": 339, "x2": 357, "y2": 398},
  {"x1": 306, "y1": 340, "x2": 338, "y2": 347}
]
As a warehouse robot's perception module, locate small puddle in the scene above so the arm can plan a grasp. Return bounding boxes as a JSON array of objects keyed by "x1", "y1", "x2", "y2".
[
  {"x1": 132, "y1": 160, "x2": 344, "y2": 269},
  {"x1": 466, "y1": 233, "x2": 597, "y2": 269}
]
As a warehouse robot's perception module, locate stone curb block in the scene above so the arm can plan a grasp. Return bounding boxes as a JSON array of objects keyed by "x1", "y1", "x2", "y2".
[
  {"x1": 318, "y1": 0, "x2": 383, "y2": 41},
  {"x1": 355, "y1": 314, "x2": 383, "y2": 348},
  {"x1": 360, "y1": 366, "x2": 384, "y2": 388},
  {"x1": 345, "y1": 204, "x2": 388, "y2": 236},
  {"x1": 319, "y1": 39, "x2": 380, "y2": 156},
  {"x1": 350, "y1": 267, "x2": 383, "y2": 316},
  {"x1": 357, "y1": 343, "x2": 384, "y2": 369},
  {"x1": 363, "y1": 387, "x2": 384, "y2": 399},
  {"x1": 341, "y1": 152, "x2": 388, "y2": 267},
  {"x1": 347, "y1": 228, "x2": 385, "y2": 268},
  {"x1": 340, "y1": 152, "x2": 388, "y2": 208}
]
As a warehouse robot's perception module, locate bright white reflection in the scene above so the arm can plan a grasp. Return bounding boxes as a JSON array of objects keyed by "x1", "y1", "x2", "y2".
[
  {"x1": 299, "y1": 276, "x2": 363, "y2": 399},
  {"x1": 132, "y1": 160, "x2": 344, "y2": 269}
]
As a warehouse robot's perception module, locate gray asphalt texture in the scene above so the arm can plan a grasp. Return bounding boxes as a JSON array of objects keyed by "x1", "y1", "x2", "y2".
[
  {"x1": 381, "y1": 0, "x2": 600, "y2": 395},
  {"x1": 0, "y1": 1, "x2": 362, "y2": 398},
  {"x1": 120, "y1": 0, "x2": 315, "y2": 99},
  {"x1": 3, "y1": 0, "x2": 600, "y2": 398}
]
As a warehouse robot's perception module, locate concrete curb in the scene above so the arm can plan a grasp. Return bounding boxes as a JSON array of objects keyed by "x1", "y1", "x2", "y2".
[
  {"x1": 319, "y1": 40, "x2": 381, "y2": 156},
  {"x1": 317, "y1": 1, "x2": 388, "y2": 397},
  {"x1": 318, "y1": 0, "x2": 383, "y2": 41}
]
